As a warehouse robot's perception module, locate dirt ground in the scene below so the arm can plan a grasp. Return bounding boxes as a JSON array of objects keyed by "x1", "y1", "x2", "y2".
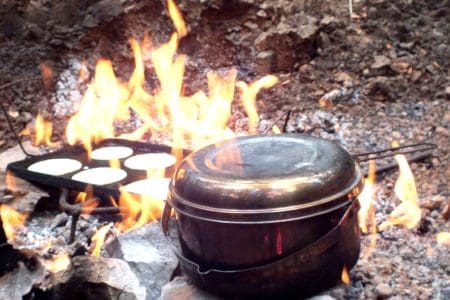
[{"x1": 0, "y1": 0, "x2": 449, "y2": 299}]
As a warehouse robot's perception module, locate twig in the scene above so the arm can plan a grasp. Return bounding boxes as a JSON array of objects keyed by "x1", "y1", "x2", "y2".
[
  {"x1": 0, "y1": 76, "x2": 41, "y2": 91},
  {"x1": 349, "y1": 0, "x2": 353, "y2": 20},
  {"x1": 263, "y1": 109, "x2": 292, "y2": 134},
  {"x1": 282, "y1": 110, "x2": 292, "y2": 133}
]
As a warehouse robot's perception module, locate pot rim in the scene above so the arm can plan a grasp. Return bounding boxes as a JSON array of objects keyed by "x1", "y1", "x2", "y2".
[{"x1": 167, "y1": 168, "x2": 363, "y2": 223}]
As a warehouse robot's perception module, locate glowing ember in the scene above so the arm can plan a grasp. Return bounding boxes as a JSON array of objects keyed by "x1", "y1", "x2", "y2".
[
  {"x1": 40, "y1": 63, "x2": 53, "y2": 89},
  {"x1": 6, "y1": 171, "x2": 16, "y2": 191},
  {"x1": 0, "y1": 204, "x2": 27, "y2": 241},
  {"x1": 436, "y1": 232, "x2": 450, "y2": 246},
  {"x1": 379, "y1": 141, "x2": 421, "y2": 231},
  {"x1": 341, "y1": 266, "x2": 351, "y2": 284},
  {"x1": 91, "y1": 224, "x2": 112, "y2": 256},
  {"x1": 41, "y1": 253, "x2": 71, "y2": 273}
]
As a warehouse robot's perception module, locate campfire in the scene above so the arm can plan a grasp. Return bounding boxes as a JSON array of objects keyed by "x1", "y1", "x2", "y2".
[{"x1": 0, "y1": 0, "x2": 448, "y2": 299}]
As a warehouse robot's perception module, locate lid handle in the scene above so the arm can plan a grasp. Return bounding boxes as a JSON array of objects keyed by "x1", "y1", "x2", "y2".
[{"x1": 353, "y1": 142, "x2": 436, "y2": 162}]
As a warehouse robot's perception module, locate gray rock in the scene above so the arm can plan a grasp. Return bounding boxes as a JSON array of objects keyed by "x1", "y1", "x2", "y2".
[
  {"x1": 375, "y1": 283, "x2": 393, "y2": 298},
  {"x1": 254, "y1": 12, "x2": 319, "y2": 71},
  {"x1": 104, "y1": 222, "x2": 178, "y2": 300},
  {"x1": 0, "y1": 262, "x2": 45, "y2": 300},
  {"x1": 308, "y1": 295, "x2": 336, "y2": 300},
  {"x1": 161, "y1": 276, "x2": 220, "y2": 300},
  {"x1": 371, "y1": 55, "x2": 391, "y2": 69},
  {"x1": 441, "y1": 285, "x2": 450, "y2": 300},
  {"x1": 253, "y1": 50, "x2": 275, "y2": 74}
]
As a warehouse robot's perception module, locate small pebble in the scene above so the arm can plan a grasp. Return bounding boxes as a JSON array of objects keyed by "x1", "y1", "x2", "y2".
[{"x1": 375, "y1": 283, "x2": 393, "y2": 297}]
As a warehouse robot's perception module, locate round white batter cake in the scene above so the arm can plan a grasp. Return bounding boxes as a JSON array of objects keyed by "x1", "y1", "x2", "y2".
[
  {"x1": 121, "y1": 178, "x2": 170, "y2": 199},
  {"x1": 72, "y1": 167, "x2": 127, "y2": 185},
  {"x1": 124, "y1": 153, "x2": 176, "y2": 170},
  {"x1": 28, "y1": 158, "x2": 83, "y2": 176},
  {"x1": 90, "y1": 146, "x2": 133, "y2": 160}
]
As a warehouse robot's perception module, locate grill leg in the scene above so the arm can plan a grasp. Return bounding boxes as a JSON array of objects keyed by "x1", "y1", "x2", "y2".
[{"x1": 69, "y1": 214, "x2": 79, "y2": 244}]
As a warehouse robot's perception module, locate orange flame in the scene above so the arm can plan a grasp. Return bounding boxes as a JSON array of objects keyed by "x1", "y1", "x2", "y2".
[
  {"x1": 0, "y1": 204, "x2": 27, "y2": 241},
  {"x1": 358, "y1": 160, "x2": 378, "y2": 258},
  {"x1": 358, "y1": 160, "x2": 376, "y2": 234},
  {"x1": 115, "y1": 190, "x2": 165, "y2": 233},
  {"x1": 41, "y1": 252, "x2": 71, "y2": 273},
  {"x1": 167, "y1": 0, "x2": 187, "y2": 38},
  {"x1": 35, "y1": 0, "x2": 277, "y2": 247},
  {"x1": 66, "y1": 59, "x2": 129, "y2": 156},
  {"x1": 6, "y1": 171, "x2": 17, "y2": 191},
  {"x1": 437, "y1": 232, "x2": 450, "y2": 246},
  {"x1": 21, "y1": 114, "x2": 59, "y2": 148},
  {"x1": 236, "y1": 75, "x2": 278, "y2": 133},
  {"x1": 379, "y1": 141, "x2": 421, "y2": 231},
  {"x1": 64, "y1": 0, "x2": 277, "y2": 158},
  {"x1": 91, "y1": 224, "x2": 112, "y2": 256},
  {"x1": 341, "y1": 266, "x2": 351, "y2": 284}
]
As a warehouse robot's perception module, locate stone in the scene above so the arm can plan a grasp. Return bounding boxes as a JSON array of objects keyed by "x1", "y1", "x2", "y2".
[
  {"x1": 254, "y1": 12, "x2": 319, "y2": 71},
  {"x1": 256, "y1": 10, "x2": 267, "y2": 18},
  {"x1": 0, "y1": 262, "x2": 45, "y2": 299},
  {"x1": 309, "y1": 295, "x2": 336, "y2": 300},
  {"x1": 435, "y1": 127, "x2": 448, "y2": 136},
  {"x1": 336, "y1": 71, "x2": 352, "y2": 82},
  {"x1": 410, "y1": 70, "x2": 422, "y2": 82},
  {"x1": 375, "y1": 283, "x2": 393, "y2": 297},
  {"x1": 82, "y1": 15, "x2": 98, "y2": 28},
  {"x1": 52, "y1": 256, "x2": 146, "y2": 299},
  {"x1": 441, "y1": 286, "x2": 450, "y2": 299},
  {"x1": 399, "y1": 42, "x2": 415, "y2": 49},
  {"x1": 243, "y1": 21, "x2": 257, "y2": 30},
  {"x1": 445, "y1": 86, "x2": 450, "y2": 99},
  {"x1": 25, "y1": 24, "x2": 46, "y2": 40},
  {"x1": 104, "y1": 222, "x2": 178, "y2": 300},
  {"x1": 425, "y1": 63, "x2": 439, "y2": 75},
  {"x1": 390, "y1": 61, "x2": 410, "y2": 73},
  {"x1": 320, "y1": 15, "x2": 338, "y2": 26},
  {"x1": 161, "y1": 276, "x2": 220, "y2": 300},
  {"x1": 371, "y1": 55, "x2": 391, "y2": 69},
  {"x1": 253, "y1": 50, "x2": 275, "y2": 74},
  {"x1": 89, "y1": 0, "x2": 123, "y2": 22}
]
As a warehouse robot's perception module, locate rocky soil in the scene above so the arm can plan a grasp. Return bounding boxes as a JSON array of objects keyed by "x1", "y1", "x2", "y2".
[{"x1": 0, "y1": 0, "x2": 449, "y2": 299}]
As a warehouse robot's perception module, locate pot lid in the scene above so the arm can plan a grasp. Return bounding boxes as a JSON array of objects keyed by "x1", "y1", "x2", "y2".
[{"x1": 170, "y1": 134, "x2": 363, "y2": 220}]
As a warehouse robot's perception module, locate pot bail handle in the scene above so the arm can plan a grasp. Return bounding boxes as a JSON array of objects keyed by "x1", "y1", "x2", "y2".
[
  {"x1": 352, "y1": 142, "x2": 436, "y2": 162},
  {"x1": 161, "y1": 199, "x2": 359, "y2": 276}
]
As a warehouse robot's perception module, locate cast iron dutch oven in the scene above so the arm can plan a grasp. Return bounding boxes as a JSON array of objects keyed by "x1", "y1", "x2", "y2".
[{"x1": 162, "y1": 134, "x2": 363, "y2": 297}]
